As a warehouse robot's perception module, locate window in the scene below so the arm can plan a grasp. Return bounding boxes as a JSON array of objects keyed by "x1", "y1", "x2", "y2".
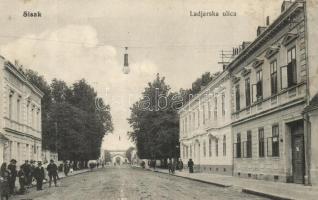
[
  {"x1": 203, "y1": 140, "x2": 206, "y2": 157},
  {"x1": 186, "y1": 146, "x2": 189, "y2": 158},
  {"x1": 236, "y1": 133, "x2": 241, "y2": 158},
  {"x1": 235, "y1": 84, "x2": 240, "y2": 111},
  {"x1": 281, "y1": 47, "x2": 297, "y2": 89},
  {"x1": 26, "y1": 102, "x2": 30, "y2": 126},
  {"x1": 272, "y1": 125, "x2": 279, "y2": 157},
  {"x1": 247, "y1": 131, "x2": 252, "y2": 158},
  {"x1": 214, "y1": 97, "x2": 217, "y2": 119},
  {"x1": 253, "y1": 70, "x2": 263, "y2": 102},
  {"x1": 209, "y1": 138, "x2": 212, "y2": 157},
  {"x1": 17, "y1": 142, "x2": 20, "y2": 161},
  {"x1": 221, "y1": 93, "x2": 225, "y2": 116},
  {"x1": 31, "y1": 106, "x2": 35, "y2": 128},
  {"x1": 37, "y1": 110, "x2": 40, "y2": 130},
  {"x1": 208, "y1": 101, "x2": 211, "y2": 120},
  {"x1": 245, "y1": 78, "x2": 251, "y2": 107},
  {"x1": 193, "y1": 112, "x2": 195, "y2": 130},
  {"x1": 185, "y1": 117, "x2": 187, "y2": 135},
  {"x1": 17, "y1": 98, "x2": 20, "y2": 122},
  {"x1": 223, "y1": 135, "x2": 226, "y2": 156},
  {"x1": 9, "y1": 92, "x2": 13, "y2": 119},
  {"x1": 259, "y1": 128, "x2": 265, "y2": 157},
  {"x1": 203, "y1": 105, "x2": 206, "y2": 125},
  {"x1": 182, "y1": 119, "x2": 185, "y2": 136},
  {"x1": 190, "y1": 145, "x2": 192, "y2": 158},
  {"x1": 189, "y1": 115, "x2": 192, "y2": 132},
  {"x1": 215, "y1": 139, "x2": 219, "y2": 157},
  {"x1": 270, "y1": 60, "x2": 278, "y2": 95},
  {"x1": 197, "y1": 109, "x2": 200, "y2": 127}
]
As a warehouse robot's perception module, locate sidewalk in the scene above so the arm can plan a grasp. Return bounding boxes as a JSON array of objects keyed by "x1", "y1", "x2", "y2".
[
  {"x1": 15, "y1": 168, "x2": 90, "y2": 189},
  {"x1": 147, "y1": 168, "x2": 318, "y2": 200}
]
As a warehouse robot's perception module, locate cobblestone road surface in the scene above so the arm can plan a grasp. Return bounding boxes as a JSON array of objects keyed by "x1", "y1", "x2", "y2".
[{"x1": 11, "y1": 166, "x2": 269, "y2": 200}]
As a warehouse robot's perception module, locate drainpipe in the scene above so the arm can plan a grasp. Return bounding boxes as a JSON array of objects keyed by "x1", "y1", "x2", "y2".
[{"x1": 303, "y1": 0, "x2": 311, "y2": 185}]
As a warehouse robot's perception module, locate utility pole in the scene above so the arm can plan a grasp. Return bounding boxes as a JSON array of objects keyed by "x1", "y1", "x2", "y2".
[{"x1": 55, "y1": 122, "x2": 58, "y2": 154}]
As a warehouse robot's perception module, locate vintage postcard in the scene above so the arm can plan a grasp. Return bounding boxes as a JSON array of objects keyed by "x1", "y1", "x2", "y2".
[{"x1": 0, "y1": 0, "x2": 317, "y2": 199}]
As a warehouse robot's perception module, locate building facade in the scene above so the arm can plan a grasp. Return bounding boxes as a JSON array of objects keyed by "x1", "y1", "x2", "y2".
[
  {"x1": 179, "y1": 71, "x2": 233, "y2": 175},
  {"x1": 0, "y1": 56, "x2": 44, "y2": 166},
  {"x1": 229, "y1": 1, "x2": 308, "y2": 184}
]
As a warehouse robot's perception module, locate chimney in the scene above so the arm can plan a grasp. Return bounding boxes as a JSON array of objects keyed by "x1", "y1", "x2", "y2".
[
  {"x1": 14, "y1": 60, "x2": 19, "y2": 67},
  {"x1": 266, "y1": 16, "x2": 270, "y2": 26},
  {"x1": 281, "y1": 1, "x2": 293, "y2": 13},
  {"x1": 242, "y1": 41, "x2": 251, "y2": 50},
  {"x1": 257, "y1": 26, "x2": 267, "y2": 36},
  {"x1": 232, "y1": 47, "x2": 239, "y2": 56}
]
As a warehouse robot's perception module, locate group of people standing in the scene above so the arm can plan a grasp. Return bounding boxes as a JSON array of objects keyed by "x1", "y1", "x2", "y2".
[
  {"x1": 168, "y1": 158, "x2": 184, "y2": 174},
  {"x1": 0, "y1": 159, "x2": 59, "y2": 200},
  {"x1": 167, "y1": 158, "x2": 195, "y2": 174}
]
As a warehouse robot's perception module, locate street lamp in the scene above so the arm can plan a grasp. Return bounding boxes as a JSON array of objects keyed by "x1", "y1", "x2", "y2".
[{"x1": 123, "y1": 47, "x2": 130, "y2": 74}]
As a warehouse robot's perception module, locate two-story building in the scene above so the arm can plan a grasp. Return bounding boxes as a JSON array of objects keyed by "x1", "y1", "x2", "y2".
[
  {"x1": 0, "y1": 56, "x2": 44, "y2": 165},
  {"x1": 229, "y1": 0, "x2": 308, "y2": 184},
  {"x1": 179, "y1": 70, "x2": 233, "y2": 175}
]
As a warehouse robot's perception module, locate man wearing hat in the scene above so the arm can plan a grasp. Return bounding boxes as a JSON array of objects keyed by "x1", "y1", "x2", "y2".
[
  {"x1": 33, "y1": 161, "x2": 45, "y2": 190},
  {"x1": 30, "y1": 160, "x2": 36, "y2": 185},
  {"x1": 21, "y1": 160, "x2": 31, "y2": 187},
  {"x1": 47, "y1": 159, "x2": 58, "y2": 187},
  {"x1": 8, "y1": 159, "x2": 17, "y2": 194}
]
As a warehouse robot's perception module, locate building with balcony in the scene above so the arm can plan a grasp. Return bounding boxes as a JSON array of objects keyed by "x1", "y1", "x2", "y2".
[
  {"x1": 229, "y1": 1, "x2": 309, "y2": 184},
  {"x1": 0, "y1": 56, "x2": 44, "y2": 166},
  {"x1": 179, "y1": 70, "x2": 233, "y2": 175}
]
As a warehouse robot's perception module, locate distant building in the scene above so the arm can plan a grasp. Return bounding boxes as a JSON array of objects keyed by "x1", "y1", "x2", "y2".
[
  {"x1": 0, "y1": 56, "x2": 44, "y2": 165},
  {"x1": 106, "y1": 150, "x2": 128, "y2": 165},
  {"x1": 179, "y1": 70, "x2": 232, "y2": 175}
]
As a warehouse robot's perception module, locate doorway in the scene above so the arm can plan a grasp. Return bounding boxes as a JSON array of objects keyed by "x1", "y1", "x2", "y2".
[{"x1": 289, "y1": 120, "x2": 305, "y2": 184}]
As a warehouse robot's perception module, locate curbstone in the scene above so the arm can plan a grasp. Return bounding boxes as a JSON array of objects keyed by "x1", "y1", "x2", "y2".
[{"x1": 242, "y1": 188, "x2": 294, "y2": 200}]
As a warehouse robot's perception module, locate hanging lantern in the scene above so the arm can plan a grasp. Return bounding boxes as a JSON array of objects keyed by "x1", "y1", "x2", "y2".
[{"x1": 123, "y1": 47, "x2": 130, "y2": 74}]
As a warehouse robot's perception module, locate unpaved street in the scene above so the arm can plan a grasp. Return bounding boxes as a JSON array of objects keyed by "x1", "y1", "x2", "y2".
[{"x1": 11, "y1": 167, "x2": 269, "y2": 200}]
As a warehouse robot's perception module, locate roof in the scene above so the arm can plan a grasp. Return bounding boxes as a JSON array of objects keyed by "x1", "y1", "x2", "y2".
[{"x1": 304, "y1": 93, "x2": 318, "y2": 113}]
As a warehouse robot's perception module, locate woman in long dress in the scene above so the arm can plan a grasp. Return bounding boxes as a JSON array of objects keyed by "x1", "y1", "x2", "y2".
[{"x1": 0, "y1": 163, "x2": 10, "y2": 200}]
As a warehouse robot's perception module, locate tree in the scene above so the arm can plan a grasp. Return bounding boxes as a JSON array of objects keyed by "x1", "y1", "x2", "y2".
[
  {"x1": 104, "y1": 150, "x2": 111, "y2": 162},
  {"x1": 125, "y1": 147, "x2": 135, "y2": 163},
  {"x1": 181, "y1": 71, "x2": 221, "y2": 104},
  {"x1": 128, "y1": 74, "x2": 179, "y2": 160},
  {"x1": 26, "y1": 71, "x2": 113, "y2": 163}
]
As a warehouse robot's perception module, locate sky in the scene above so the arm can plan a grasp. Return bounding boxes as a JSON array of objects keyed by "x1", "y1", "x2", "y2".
[{"x1": 0, "y1": 0, "x2": 282, "y2": 151}]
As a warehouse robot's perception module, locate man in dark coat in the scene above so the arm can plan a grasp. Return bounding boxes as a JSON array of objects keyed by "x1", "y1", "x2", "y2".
[
  {"x1": 187, "y1": 159, "x2": 194, "y2": 173},
  {"x1": 30, "y1": 160, "x2": 36, "y2": 185},
  {"x1": 7, "y1": 159, "x2": 17, "y2": 194},
  {"x1": 63, "y1": 161, "x2": 70, "y2": 177},
  {"x1": 20, "y1": 160, "x2": 31, "y2": 187},
  {"x1": 33, "y1": 162, "x2": 45, "y2": 190},
  {"x1": 17, "y1": 166, "x2": 26, "y2": 194},
  {"x1": 178, "y1": 158, "x2": 184, "y2": 171},
  {"x1": 47, "y1": 159, "x2": 58, "y2": 187}
]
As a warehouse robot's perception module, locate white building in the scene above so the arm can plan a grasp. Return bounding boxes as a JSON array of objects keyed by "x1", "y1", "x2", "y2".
[
  {"x1": 0, "y1": 56, "x2": 44, "y2": 166},
  {"x1": 179, "y1": 70, "x2": 233, "y2": 175}
]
